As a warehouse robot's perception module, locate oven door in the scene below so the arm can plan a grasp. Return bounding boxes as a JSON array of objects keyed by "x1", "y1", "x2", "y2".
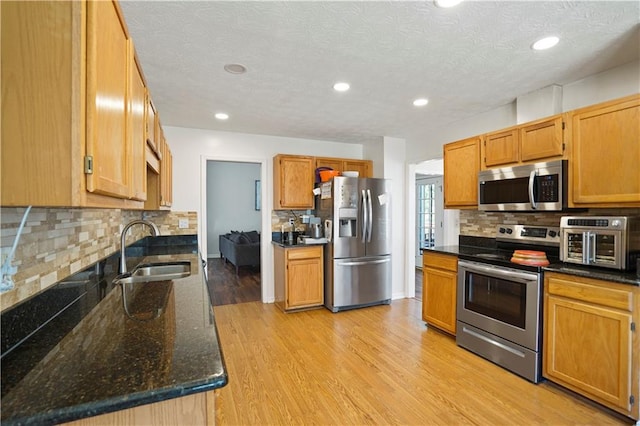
[{"x1": 457, "y1": 260, "x2": 541, "y2": 351}]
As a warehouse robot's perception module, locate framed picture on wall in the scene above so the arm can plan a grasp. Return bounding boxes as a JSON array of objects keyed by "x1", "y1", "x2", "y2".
[{"x1": 255, "y1": 180, "x2": 261, "y2": 211}]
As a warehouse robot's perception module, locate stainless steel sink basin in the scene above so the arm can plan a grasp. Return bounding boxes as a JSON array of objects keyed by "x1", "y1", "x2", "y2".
[{"x1": 113, "y1": 261, "x2": 191, "y2": 285}]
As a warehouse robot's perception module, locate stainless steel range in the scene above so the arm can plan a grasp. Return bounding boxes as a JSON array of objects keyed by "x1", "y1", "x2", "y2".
[{"x1": 456, "y1": 224, "x2": 560, "y2": 383}]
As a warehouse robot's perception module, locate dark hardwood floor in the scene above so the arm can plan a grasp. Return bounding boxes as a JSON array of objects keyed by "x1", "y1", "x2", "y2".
[{"x1": 207, "y1": 257, "x2": 261, "y2": 306}]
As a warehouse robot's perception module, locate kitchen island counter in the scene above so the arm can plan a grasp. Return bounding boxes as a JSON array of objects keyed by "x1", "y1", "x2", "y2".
[{"x1": 0, "y1": 235, "x2": 227, "y2": 425}]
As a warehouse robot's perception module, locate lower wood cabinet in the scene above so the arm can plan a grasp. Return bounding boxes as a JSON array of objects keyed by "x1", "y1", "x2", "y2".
[
  {"x1": 274, "y1": 245, "x2": 324, "y2": 311},
  {"x1": 422, "y1": 252, "x2": 458, "y2": 335},
  {"x1": 543, "y1": 272, "x2": 639, "y2": 421},
  {"x1": 65, "y1": 390, "x2": 216, "y2": 426}
]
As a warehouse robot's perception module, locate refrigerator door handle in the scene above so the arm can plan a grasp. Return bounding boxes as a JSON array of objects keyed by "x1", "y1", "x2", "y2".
[
  {"x1": 337, "y1": 258, "x2": 391, "y2": 267},
  {"x1": 361, "y1": 189, "x2": 368, "y2": 243},
  {"x1": 366, "y1": 189, "x2": 373, "y2": 242}
]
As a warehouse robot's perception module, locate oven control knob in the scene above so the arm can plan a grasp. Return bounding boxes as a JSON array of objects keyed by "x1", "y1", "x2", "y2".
[
  {"x1": 548, "y1": 230, "x2": 557, "y2": 237},
  {"x1": 499, "y1": 227, "x2": 506, "y2": 234},
  {"x1": 506, "y1": 228, "x2": 513, "y2": 234},
  {"x1": 611, "y1": 220, "x2": 621, "y2": 228}
]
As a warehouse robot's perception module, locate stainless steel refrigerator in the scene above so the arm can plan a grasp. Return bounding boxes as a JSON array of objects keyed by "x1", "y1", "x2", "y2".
[{"x1": 316, "y1": 176, "x2": 392, "y2": 312}]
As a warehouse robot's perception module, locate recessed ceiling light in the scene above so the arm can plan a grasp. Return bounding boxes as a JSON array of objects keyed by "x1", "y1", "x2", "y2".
[
  {"x1": 531, "y1": 36, "x2": 559, "y2": 51},
  {"x1": 413, "y1": 98, "x2": 429, "y2": 107},
  {"x1": 224, "y1": 63, "x2": 247, "y2": 74},
  {"x1": 215, "y1": 113, "x2": 229, "y2": 120},
  {"x1": 434, "y1": 0, "x2": 463, "y2": 8},
  {"x1": 333, "y1": 82, "x2": 350, "y2": 92}
]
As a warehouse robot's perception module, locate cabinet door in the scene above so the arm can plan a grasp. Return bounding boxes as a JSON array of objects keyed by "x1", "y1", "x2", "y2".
[
  {"x1": 343, "y1": 160, "x2": 372, "y2": 178},
  {"x1": 422, "y1": 265, "x2": 457, "y2": 335},
  {"x1": 570, "y1": 95, "x2": 640, "y2": 206},
  {"x1": 287, "y1": 257, "x2": 323, "y2": 309},
  {"x1": 286, "y1": 246, "x2": 323, "y2": 309},
  {"x1": 146, "y1": 96, "x2": 158, "y2": 155},
  {"x1": 85, "y1": 0, "x2": 131, "y2": 199},
  {"x1": 274, "y1": 155, "x2": 314, "y2": 209},
  {"x1": 315, "y1": 158, "x2": 343, "y2": 173},
  {"x1": 159, "y1": 133, "x2": 173, "y2": 208},
  {"x1": 483, "y1": 128, "x2": 519, "y2": 167},
  {"x1": 520, "y1": 115, "x2": 565, "y2": 162},
  {"x1": 544, "y1": 294, "x2": 632, "y2": 413},
  {"x1": 129, "y1": 53, "x2": 147, "y2": 201},
  {"x1": 443, "y1": 137, "x2": 480, "y2": 208}
]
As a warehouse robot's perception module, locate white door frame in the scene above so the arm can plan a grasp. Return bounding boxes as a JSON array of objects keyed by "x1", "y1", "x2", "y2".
[{"x1": 199, "y1": 154, "x2": 274, "y2": 304}]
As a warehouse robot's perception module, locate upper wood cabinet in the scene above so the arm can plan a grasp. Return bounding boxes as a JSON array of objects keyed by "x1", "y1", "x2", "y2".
[
  {"x1": 159, "y1": 132, "x2": 173, "y2": 209},
  {"x1": 129, "y1": 53, "x2": 147, "y2": 202},
  {"x1": 443, "y1": 137, "x2": 481, "y2": 208},
  {"x1": 543, "y1": 272, "x2": 639, "y2": 421},
  {"x1": 520, "y1": 115, "x2": 564, "y2": 162},
  {"x1": 315, "y1": 157, "x2": 373, "y2": 178},
  {"x1": 481, "y1": 115, "x2": 565, "y2": 169},
  {"x1": 146, "y1": 96, "x2": 159, "y2": 157},
  {"x1": 85, "y1": 0, "x2": 131, "y2": 200},
  {"x1": 273, "y1": 155, "x2": 315, "y2": 210},
  {"x1": 1, "y1": 0, "x2": 146, "y2": 208},
  {"x1": 483, "y1": 127, "x2": 519, "y2": 168},
  {"x1": 569, "y1": 94, "x2": 640, "y2": 207}
]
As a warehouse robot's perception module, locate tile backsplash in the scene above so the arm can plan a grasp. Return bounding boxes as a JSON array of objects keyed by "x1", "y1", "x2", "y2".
[
  {"x1": 0, "y1": 208, "x2": 197, "y2": 312},
  {"x1": 460, "y1": 208, "x2": 640, "y2": 237}
]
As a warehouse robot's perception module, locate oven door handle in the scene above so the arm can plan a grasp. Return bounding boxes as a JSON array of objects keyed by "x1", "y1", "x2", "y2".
[{"x1": 459, "y1": 261, "x2": 538, "y2": 283}]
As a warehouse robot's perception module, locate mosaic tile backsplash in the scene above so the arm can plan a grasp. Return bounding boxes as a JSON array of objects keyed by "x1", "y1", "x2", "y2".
[
  {"x1": 459, "y1": 208, "x2": 640, "y2": 237},
  {"x1": 0, "y1": 208, "x2": 197, "y2": 312}
]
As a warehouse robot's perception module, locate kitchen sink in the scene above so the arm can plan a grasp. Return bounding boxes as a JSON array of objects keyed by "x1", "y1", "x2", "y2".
[{"x1": 113, "y1": 261, "x2": 191, "y2": 285}]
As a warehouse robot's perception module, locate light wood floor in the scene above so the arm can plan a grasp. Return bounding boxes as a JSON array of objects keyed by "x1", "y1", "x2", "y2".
[{"x1": 213, "y1": 299, "x2": 631, "y2": 425}]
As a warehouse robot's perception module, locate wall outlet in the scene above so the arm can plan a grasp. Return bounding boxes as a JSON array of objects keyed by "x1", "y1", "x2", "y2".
[
  {"x1": 288, "y1": 218, "x2": 295, "y2": 226},
  {"x1": 178, "y1": 219, "x2": 189, "y2": 229}
]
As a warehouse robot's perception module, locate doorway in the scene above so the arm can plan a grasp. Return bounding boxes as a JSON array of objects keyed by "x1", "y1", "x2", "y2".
[{"x1": 205, "y1": 160, "x2": 262, "y2": 306}]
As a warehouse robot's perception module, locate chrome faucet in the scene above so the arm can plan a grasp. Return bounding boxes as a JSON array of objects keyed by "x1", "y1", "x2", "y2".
[{"x1": 120, "y1": 219, "x2": 160, "y2": 273}]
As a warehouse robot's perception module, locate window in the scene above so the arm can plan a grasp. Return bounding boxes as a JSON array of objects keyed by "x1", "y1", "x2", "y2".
[{"x1": 417, "y1": 182, "x2": 436, "y2": 250}]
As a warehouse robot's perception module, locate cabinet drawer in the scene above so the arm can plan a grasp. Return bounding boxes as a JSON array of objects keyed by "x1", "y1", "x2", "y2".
[
  {"x1": 423, "y1": 252, "x2": 457, "y2": 271},
  {"x1": 545, "y1": 273, "x2": 634, "y2": 312},
  {"x1": 287, "y1": 246, "x2": 322, "y2": 260}
]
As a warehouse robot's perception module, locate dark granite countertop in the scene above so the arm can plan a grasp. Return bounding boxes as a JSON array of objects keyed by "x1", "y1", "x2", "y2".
[
  {"x1": 425, "y1": 244, "x2": 640, "y2": 286},
  {"x1": 0, "y1": 235, "x2": 228, "y2": 425}
]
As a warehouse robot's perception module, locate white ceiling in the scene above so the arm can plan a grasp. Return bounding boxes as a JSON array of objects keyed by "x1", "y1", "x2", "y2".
[{"x1": 119, "y1": 1, "x2": 640, "y2": 147}]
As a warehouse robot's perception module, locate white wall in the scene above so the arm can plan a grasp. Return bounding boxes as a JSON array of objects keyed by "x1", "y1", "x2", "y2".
[
  {"x1": 206, "y1": 161, "x2": 261, "y2": 258},
  {"x1": 383, "y1": 137, "x2": 407, "y2": 300}
]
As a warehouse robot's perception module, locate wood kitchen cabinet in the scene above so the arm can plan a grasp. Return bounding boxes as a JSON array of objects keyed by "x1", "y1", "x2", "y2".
[
  {"x1": 64, "y1": 390, "x2": 216, "y2": 425},
  {"x1": 159, "y1": 132, "x2": 173, "y2": 209},
  {"x1": 146, "y1": 97, "x2": 160, "y2": 157},
  {"x1": 274, "y1": 245, "x2": 324, "y2": 311},
  {"x1": 422, "y1": 252, "x2": 458, "y2": 335},
  {"x1": 543, "y1": 272, "x2": 639, "y2": 421},
  {"x1": 568, "y1": 94, "x2": 640, "y2": 207},
  {"x1": 129, "y1": 53, "x2": 147, "y2": 202},
  {"x1": 520, "y1": 115, "x2": 565, "y2": 162},
  {"x1": 1, "y1": 0, "x2": 147, "y2": 208},
  {"x1": 315, "y1": 157, "x2": 373, "y2": 178},
  {"x1": 481, "y1": 115, "x2": 565, "y2": 169},
  {"x1": 483, "y1": 127, "x2": 519, "y2": 168},
  {"x1": 273, "y1": 155, "x2": 315, "y2": 210},
  {"x1": 443, "y1": 137, "x2": 481, "y2": 209}
]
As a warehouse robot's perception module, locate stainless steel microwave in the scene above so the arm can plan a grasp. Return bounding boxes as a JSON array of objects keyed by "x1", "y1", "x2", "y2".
[
  {"x1": 560, "y1": 216, "x2": 640, "y2": 270},
  {"x1": 478, "y1": 160, "x2": 568, "y2": 211}
]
